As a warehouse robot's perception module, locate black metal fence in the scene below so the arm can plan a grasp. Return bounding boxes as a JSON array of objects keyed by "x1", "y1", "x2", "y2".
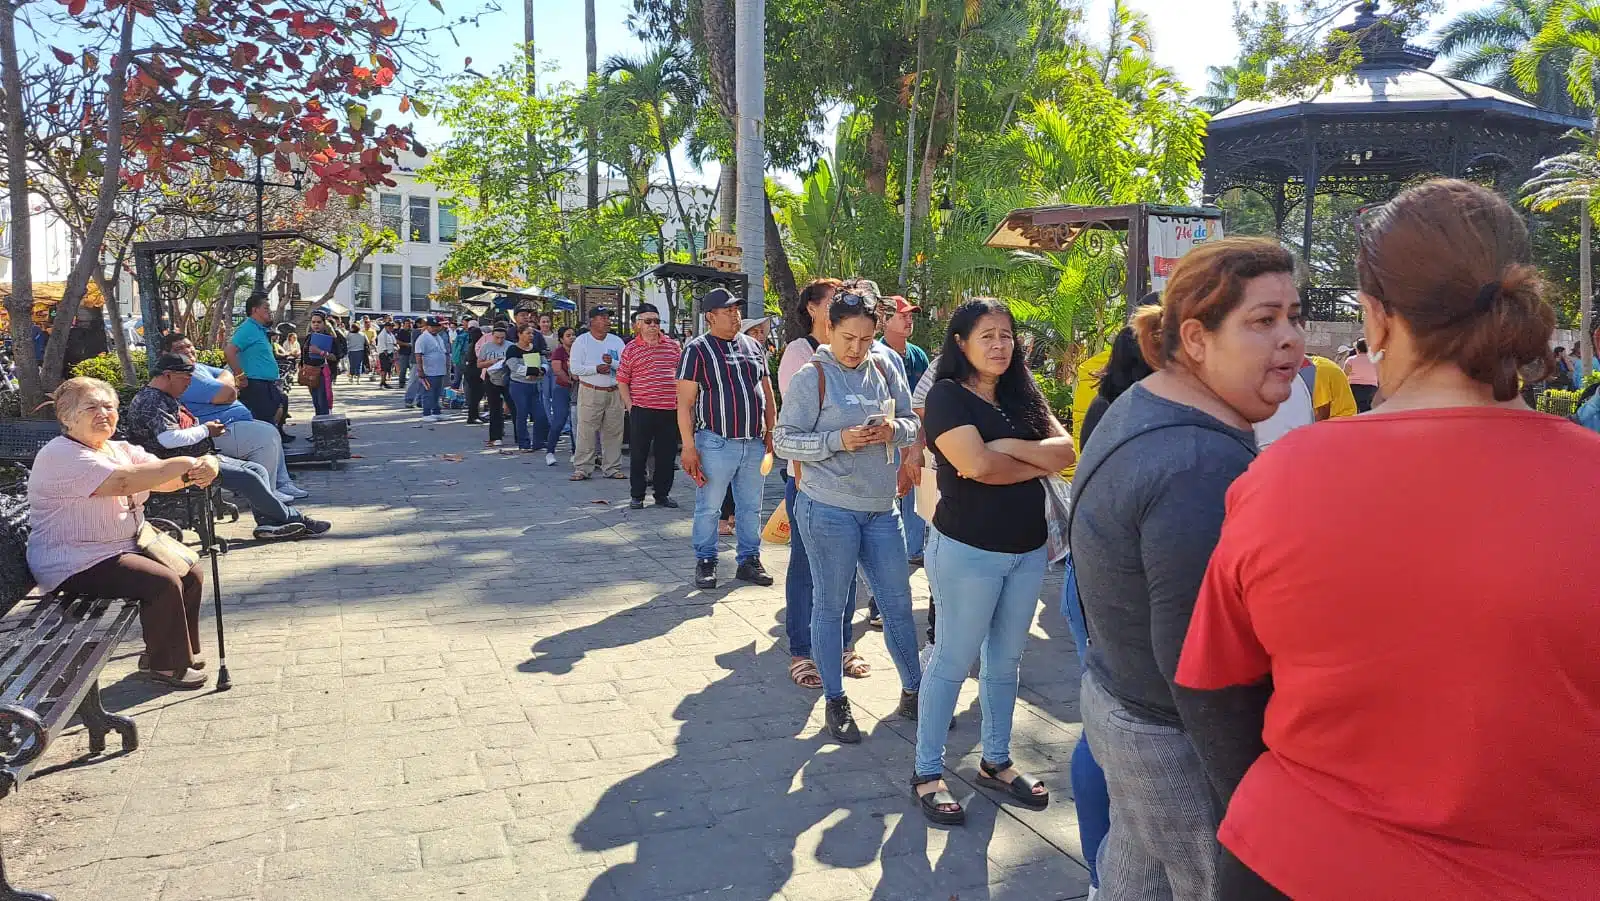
[{"x1": 1302, "y1": 286, "x2": 1362, "y2": 322}]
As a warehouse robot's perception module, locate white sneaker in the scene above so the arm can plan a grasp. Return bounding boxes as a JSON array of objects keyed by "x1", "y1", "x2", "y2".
[
  {"x1": 545, "y1": 452, "x2": 557, "y2": 466},
  {"x1": 273, "y1": 490, "x2": 296, "y2": 504},
  {"x1": 422, "y1": 414, "x2": 440, "y2": 423},
  {"x1": 279, "y1": 484, "x2": 310, "y2": 500}
]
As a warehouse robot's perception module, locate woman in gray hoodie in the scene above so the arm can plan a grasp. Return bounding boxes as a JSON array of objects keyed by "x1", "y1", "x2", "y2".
[{"x1": 774, "y1": 292, "x2": 923, "y2": 744}]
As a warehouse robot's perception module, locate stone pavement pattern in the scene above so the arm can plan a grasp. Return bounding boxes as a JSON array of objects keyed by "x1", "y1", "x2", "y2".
[{"x1": 2, "y1": 380, "x2": 1092, "y2": 901}]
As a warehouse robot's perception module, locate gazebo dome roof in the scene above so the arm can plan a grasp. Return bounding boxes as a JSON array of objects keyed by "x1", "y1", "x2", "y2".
[{"x1": 1211, "y1": 65, "x2": 1586, "y2": 131}]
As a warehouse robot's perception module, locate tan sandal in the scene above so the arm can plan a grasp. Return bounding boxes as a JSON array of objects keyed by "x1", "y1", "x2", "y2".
[
  {"x1": 843, "y1": 651, "x2": 872, "y2": 678},
  {"x1": 788, "y1": 657, "x2": 822, "y2": 690}
]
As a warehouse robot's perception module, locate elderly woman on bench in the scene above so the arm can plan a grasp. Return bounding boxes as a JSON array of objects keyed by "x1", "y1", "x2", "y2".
[{"x1": 26, "y1": 377, "x2": 218, "y2": 691}]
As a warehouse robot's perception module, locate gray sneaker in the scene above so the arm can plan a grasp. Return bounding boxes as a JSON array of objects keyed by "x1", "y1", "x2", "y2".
[
  {"x1": 253, "y1": 521, "x2": 308, "y2": 541},
  {"x1": 298, "y1": 518, "x2": 333, "y2": 537}
]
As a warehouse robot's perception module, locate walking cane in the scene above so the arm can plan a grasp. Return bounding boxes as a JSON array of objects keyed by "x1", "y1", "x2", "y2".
[{"x1": 197, "y1": 487, "x2": 232, "y2": 691}]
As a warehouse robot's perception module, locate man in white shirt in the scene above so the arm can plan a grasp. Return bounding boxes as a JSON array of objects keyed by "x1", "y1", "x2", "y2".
[
  {"x1": 568, "y1": 307, "x2": 628, "y2": 480},
  {"x1": 375, "y1": 322, "x2": 399, "y2": 388}
]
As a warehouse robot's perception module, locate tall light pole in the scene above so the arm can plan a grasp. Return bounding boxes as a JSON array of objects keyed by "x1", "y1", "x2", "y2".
[
  {"x1": 734, "y1": 0, "x2": 765, "y2": 318},
  {"x1": 523, "y1": 0, "x2": 535, "y2": 90}
]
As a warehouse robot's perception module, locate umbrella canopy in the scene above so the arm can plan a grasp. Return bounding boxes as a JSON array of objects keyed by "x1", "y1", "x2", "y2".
[{"x1": 316, "y1": 300, "x2": 351, "y2": 317}]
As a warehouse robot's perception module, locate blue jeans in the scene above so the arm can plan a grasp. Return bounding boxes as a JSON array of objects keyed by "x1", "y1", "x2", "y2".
[
  {"x1": 783, "y1": 476, "x2": 855, "y2": 657},
  {"x1": 792, "y1": 494, "x2": 922, "y2": 699},
  {"x1": 217, "y1": 457, "x2": 300, "y2": 526},
  {"x1": 900, "y1": 489, "x2": 925, "y2": 558},
  {"x1": 508, "y1": 379, "x2": 549, "y2": 450},
  {"x1": 396, "y1": 351, "x2": 412, "y2": 386},
  {"x1": 915, "y1": 526, "x2": 1048, "y2": 777},
  {"x1": 545, "y1": 383, "x2": 572, "y2": 453},
  {"x1": 1062, "y1": 558, "x2": 1110, "y2": 887},
  {"x1": 419, "y1": 371, "x2": 446, "y2": 417},
  {"x1": 346, "y1": 352, "x2": 365, "y2": 377},
  {"x1": 690, "y1": 430, "x2": 763, "y2": 563}
]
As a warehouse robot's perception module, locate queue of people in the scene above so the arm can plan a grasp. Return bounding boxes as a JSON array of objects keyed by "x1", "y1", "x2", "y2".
[{"x1": 71, "y1": 175, "x2": 1596, "y2": 892}]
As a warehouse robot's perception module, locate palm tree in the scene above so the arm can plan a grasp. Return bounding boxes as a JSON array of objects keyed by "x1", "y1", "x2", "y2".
[
  {"x1": 1196, "y1": 60, "x2": 1266, "y2": 113},
  {"x1": 599, "y1": 46, "x2": 703, "y2": 263},
  {"x1": 1439, "y1": 0, "x2": 1581, "y2": 115},
  {"x1": 1514, "y1": 0, "x2": 1600, "y2": 370}
]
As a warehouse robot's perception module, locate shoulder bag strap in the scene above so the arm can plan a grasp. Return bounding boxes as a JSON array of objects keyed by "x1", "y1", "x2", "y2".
[
  {"x1": 1066, "y1": 420, "x2": 1258, "y2": 648},
  {"x1": 796, "y1": 360, "x2": 827, "y2": 488}
]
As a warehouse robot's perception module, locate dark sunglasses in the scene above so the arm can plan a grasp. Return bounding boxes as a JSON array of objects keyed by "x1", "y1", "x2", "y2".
[{"x1": 637, "y1": 317, "x2": 661, "y2": 325}]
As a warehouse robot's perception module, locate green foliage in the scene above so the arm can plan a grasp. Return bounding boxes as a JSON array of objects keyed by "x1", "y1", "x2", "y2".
[
  {"x1": 1539, "y1": 387, "x2": 1581, "y2": 415},
  {"x1": 70, "y1": 354, "x2": 136, "y2": 387},
  {"x1": 1230, "y1": 0, "x2": 1439, "y2": 102},
  {"x1": 1032, "y1": 372, "x2": 1074, "y2": 421},
  {"x1": 421, "y1": 60, "x2": 654, "y2": 295}
]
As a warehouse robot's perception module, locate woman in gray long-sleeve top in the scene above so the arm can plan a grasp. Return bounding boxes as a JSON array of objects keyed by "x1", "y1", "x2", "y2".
[
  {"x1": 774, "y1": 292, "x2": 921, "y2": 746},
  {"x1": 1068, "y1": 238, "x2": 1304, "y2": 901}
]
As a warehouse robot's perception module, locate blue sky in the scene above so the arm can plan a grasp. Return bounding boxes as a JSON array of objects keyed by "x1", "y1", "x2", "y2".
[{"x1": 396, "y1": 0, "x2": 1486, "y2": 186}]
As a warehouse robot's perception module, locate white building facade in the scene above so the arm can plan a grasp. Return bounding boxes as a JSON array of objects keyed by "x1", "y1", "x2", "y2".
[
  {"x1": 293, "y1": 153, "x2": 720, "y2": 318},
  {"x1": 294, "y1": 154, "x2": 457, "y2": 318}
]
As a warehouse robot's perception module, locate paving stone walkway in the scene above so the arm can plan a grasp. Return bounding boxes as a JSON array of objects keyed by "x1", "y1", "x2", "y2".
[{"x1": 2, "y1": 379, "x2": 1092, "y2": 901}]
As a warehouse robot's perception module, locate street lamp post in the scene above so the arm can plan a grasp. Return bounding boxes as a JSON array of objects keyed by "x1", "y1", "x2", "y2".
[{"x1": 225, "y1": 156, "x2": 305, "y2": 292}]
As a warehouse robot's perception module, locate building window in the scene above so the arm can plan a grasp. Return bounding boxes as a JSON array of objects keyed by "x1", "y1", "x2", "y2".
[
  {"x1": 379, "y1": 194, "x2": 403, "y2": 233},
  {"x1": 353, "y1": 263, "x2": 373, "y2": 308},
  {"x1": 408, "y1": 196, "x2": 431, "y2": 243},
  {"x1": 379, "y1": 263, "x2": 402, "y2": 310},
  {"x1": 410, "y1": 266, "x2": 432, "y2": 311},
  {"x1": 438, "y1": 203, "x2": 458, "y2": 243}
]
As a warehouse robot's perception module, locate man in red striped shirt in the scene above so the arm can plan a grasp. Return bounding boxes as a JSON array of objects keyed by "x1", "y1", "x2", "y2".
[{"x1": 618, "y1": 304, "x2": 683, "y2": 510}]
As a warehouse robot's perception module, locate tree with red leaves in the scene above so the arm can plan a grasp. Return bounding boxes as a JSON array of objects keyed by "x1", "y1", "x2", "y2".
[{"x1": 0, "y1": 0, "x2": 445, "y2": 414}]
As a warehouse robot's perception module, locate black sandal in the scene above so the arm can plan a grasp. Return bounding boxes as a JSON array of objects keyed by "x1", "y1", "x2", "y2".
[
  {"x1": 977, "y1": 758, "x2": 1049, "y2": 810},
  {"x1": 911, "y1": 772, "x2": 965, "y2": 826}
]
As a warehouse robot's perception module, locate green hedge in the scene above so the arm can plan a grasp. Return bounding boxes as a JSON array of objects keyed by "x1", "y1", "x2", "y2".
[{"x1": 1033, "y1": 372, "x2": 1073, "y2": 423}]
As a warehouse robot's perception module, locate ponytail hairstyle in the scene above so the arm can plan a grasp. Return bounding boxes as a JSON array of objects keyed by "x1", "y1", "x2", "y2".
[
  {"x1": 1131, "y1": 238, "x2": 1298, "y2": 372},
  {"x1": 784, "y1": 278, "x2": 842, "y2": 344},
  {"x1": 1356, "y1": 178, "x2": 1554, "y2": 401}
]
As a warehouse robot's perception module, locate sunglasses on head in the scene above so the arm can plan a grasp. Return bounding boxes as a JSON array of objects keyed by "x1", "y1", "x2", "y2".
[{"x1": 834, "y1": 292, "x2": 877, "y2": 312}]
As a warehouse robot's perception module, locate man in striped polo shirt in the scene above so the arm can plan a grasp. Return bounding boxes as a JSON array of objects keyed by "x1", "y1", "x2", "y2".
[
  {"x1": 618, "y1": 304, "x2": 682, "y2": 510},
  {"x1": 677, "y1": 288, "x2": 777, "y2": 590}
]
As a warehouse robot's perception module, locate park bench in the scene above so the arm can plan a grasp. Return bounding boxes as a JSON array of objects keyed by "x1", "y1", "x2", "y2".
[{"x1": 0, "y1": 490, "x2": 140, "y2": 901}]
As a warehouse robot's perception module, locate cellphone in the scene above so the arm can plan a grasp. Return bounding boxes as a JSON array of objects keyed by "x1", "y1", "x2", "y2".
[{"x1": 861, "y1": 413, "x2": 890, "y2": 428}]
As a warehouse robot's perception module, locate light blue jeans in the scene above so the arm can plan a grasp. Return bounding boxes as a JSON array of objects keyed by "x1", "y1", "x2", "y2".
[
  {"x1": 915, "y1": 526, "x2": 1048, "y2": 777},
  {"x1": 791, "y1": 493, "x2": 921, "y2": 699},
  {"x1": 210, "y1": 419, "x2": 293, "y2": 492},
  {"x1": 690, "y1": 430, "x2": 763, "y2": 563},
  {"x1": 784, "y1": 476, "x2": 855, "y2": 658},
  {"x1": 900, "y1": 489, "x2": 925, "y2": 558}
]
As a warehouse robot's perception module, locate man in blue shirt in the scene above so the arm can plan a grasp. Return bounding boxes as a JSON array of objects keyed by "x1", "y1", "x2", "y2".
[
  {"x1": 163, "y1": 333, "x2": 307, "y2": 501},
  {"x1": 225, "y1": 291, "x2": 294, "y2": 442}
]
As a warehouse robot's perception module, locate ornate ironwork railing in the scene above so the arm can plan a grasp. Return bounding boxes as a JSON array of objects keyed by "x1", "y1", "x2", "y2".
[{"x1": 1302, "y1": 286, "x2": 1363, "y2": 322}]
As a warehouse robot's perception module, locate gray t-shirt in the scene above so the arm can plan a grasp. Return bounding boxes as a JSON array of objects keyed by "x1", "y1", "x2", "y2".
[{"x1": 1068, "y1": 384, "x2": 1257, "y2": 727}]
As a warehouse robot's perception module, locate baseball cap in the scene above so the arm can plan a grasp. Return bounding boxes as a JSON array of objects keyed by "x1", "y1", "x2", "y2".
[
  {"x1": 888, "y1": 295, "x2": 920, "y2": 315},
  {"x1": 589, "y1": 307, "x2": 613, "y2": 320},
  {"x1": 423, "y1": 316, "x2": 440, "y2": 327},
  {"x1": 152, "y1": 353, "x2": 194, "y2": 375},
  {"x1": 699, "y1": 288, "x2": 741, "y2": 313}
]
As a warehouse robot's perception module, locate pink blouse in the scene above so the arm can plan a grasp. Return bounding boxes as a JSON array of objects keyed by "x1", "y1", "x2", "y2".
[{"x1": 26, "y1": 437, "x2": 156, "y2": 592}]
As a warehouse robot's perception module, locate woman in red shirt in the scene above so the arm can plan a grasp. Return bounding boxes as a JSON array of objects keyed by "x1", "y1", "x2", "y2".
[{"x1": 1175, "y1": 179, "x2": 1600, "y2": 900}]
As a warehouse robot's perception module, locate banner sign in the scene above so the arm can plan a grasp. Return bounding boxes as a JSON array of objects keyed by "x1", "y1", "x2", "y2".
[{"x1": 1148, "y1": 215, "x2": 1223, "y2": 294}]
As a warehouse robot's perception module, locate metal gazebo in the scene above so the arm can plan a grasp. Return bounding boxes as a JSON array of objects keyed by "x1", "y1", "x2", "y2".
[{"x1": 1202, "y1": 1, "x2": 1586, "y2": 318}]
